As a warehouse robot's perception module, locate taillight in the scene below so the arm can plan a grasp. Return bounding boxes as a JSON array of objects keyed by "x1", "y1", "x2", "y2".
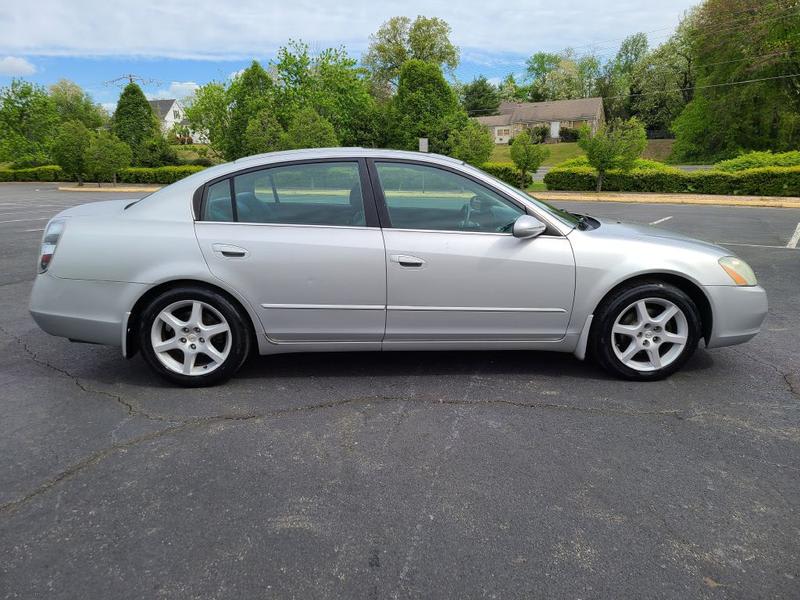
[{"x1": 38, "y1": 219, "x2": 65, "y2": 274}]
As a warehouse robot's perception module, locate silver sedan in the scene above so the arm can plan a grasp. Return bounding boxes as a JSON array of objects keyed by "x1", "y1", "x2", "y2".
[{"x1": 30, "y1": 148, "x2": 768, "y2": 386}]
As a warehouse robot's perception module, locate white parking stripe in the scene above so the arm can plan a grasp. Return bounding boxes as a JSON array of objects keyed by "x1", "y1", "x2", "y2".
[
  {"x1": 0, "y1": 217, "x2": 50, "y2": 224},
  {"x1": 787, "y1": 222, "x2": 800, "y2": 249},
  {"x1": 649, "y1": 216, "x2": 673, "y2": 225},
  {"x1": 718, "y1": 241, "x2": 799, "y2": 250},
  {"x1": 22, "y1": 228, "x2": 45, "y2": 232}
]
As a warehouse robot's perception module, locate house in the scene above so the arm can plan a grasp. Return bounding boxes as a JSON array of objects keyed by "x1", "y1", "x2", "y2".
[
  {"x1": 475, "y1": 97, "x2": 605, "y2": 144},
  {"x1": 147, "y1": 99, "x2": 207, "y2": 144}
]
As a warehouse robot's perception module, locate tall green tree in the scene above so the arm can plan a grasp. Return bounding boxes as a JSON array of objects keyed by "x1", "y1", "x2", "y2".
[
  {"x1": 185, "y1": 82, "x2": 228, "y2": 158},
  {"x1": 0, "y1": 80, "x2": 59, "y2": 166},
  {"x1": 51, "y1": 120, "x2": 92, "y2": 184},
  {"x1": 85, "y1": 131, "x2": 132, "y2": 185},
  {"x1": 497, "y1": 74, "x2": 528, "y2": 102},
  {"x1": 525, "y1": 49, "x2": 601, "y2": 101},
  {"x1": 111, "y1": 82, "x2": 160, "y2": 165},
  {"x1": 578, "y1": 118, "x2": 647, "y2": 191},
  {"x1": 388, "y1": 59, "x2": 468, "y2": 154},
  {"x1": 363, "y1": 16, "x2": 459, "y2": 87},
  {"x1": 225, "y1": 61, "x2": 276, "y2": 159},
  {"x1": 49, "y1": 79, "x2": 106, "y2": 129},
  {"x1": 281, "y1": 107, "x2": 339, "y2": 149},
  {"x1": 449, "y1": 121, "x2": 494, "y2": 166},
  {"x1": 462, "y1": 76, "x2": 500, "y2": 116},
  {"x1": 243, "y1": 108, "x2": 284, "y2": 155},
  {"x1": 510, "y1": 131, "x2": 550, "y2": 187},
  {"x1": 597, "y1": 33, "x2": 649, "y2": 121},
  {"x1": 671, "y1": 0, "x2": 800, "y2": 162}
]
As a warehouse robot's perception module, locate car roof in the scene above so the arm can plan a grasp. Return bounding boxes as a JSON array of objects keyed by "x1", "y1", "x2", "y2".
[{"x1": 232, "y1": 147, "x2": 465, "y2": 168}]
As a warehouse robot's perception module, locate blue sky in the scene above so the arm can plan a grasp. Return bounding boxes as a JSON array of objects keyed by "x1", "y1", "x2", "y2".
[{"x1": 0, "y1": 0, "x2": 697, "y2": 110}]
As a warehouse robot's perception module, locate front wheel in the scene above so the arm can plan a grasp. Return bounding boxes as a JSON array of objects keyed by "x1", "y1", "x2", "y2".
[
  {"x1": 138, "y1": 287, "x2": 251, "y2": 387},
  {"x1": 590, "y1": 282, "x2": 701, "y2": 381}
]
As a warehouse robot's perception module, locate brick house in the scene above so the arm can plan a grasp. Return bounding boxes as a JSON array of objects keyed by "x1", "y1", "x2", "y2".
[{"x1": 475, "y1": 97, "x2": 605, "y2": 144}]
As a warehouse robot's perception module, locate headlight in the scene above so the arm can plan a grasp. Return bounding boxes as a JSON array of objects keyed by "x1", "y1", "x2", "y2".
[{"x1": 719, "y1": 256, "x2": 757, "y2": 286}]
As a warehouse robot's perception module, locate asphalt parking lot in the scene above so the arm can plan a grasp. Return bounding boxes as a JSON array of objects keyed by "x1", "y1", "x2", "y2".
[{"x1": 1, "y1": 183, "x2": 798, "y2": 599}]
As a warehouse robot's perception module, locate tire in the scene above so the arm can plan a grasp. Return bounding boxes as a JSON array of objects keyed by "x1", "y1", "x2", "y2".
[
  {"x1": 138, "y1": 286, "x2": 252, "y2": 387},
  {"x1": 590, "y1": 281, "x2": 701, "y2": 381}
]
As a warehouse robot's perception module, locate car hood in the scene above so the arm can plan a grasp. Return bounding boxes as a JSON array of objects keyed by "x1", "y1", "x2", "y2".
[
  {"x1": 55, "y1": 199, "x2": 137, "y2": 219},
  {"x1": 589, "y1": 217, "x2": 732, "y2": 256}
]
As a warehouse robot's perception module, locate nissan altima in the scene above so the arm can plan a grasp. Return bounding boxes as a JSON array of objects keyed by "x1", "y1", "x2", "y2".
[{"x1": 29, "y1": 148, "x2": 768, "y2": 386}]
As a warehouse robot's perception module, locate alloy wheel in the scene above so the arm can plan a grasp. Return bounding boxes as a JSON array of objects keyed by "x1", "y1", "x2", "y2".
[
  {"x1": 150, "y1": 300, "x2": 232, "y2": 376},
  {"x1": 611, "y1": 297, "x2": 689, "y2": 372}
]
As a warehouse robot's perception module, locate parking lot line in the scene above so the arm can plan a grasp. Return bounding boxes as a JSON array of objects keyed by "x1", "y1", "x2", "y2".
[
  {"x1": 0, "y1": 217, "x2": 50, "y2": 224},
  {"x1": 649, "y1": 216, "x2": 673, "y2": 225},
  {"x1": 787, "y1": 222, "x2": 800, "y2": 248},
  {"x1": 718, "y1": 241, "x2": 800, "y2": 250}
]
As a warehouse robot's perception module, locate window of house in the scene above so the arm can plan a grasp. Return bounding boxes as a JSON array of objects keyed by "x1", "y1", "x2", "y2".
[
  {"x1": 375, "y1": 162, "x2": 523, "y2": 233},
  {"x1": 202, "y1": 161, "x2": 366, "y2": 227}
]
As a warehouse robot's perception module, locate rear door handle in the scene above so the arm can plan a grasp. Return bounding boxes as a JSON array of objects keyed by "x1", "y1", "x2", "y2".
[
  {"x1": 390, "y1": 254, "x2": 425, "y2": 267},
  {"x1": 212, "y1": 243, "x2": 249, "y2": 258}
]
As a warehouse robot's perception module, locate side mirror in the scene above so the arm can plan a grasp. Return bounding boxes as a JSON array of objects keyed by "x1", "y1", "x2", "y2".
[{"x1": 512, "y1": 214, "x2": 546, "y2": 239}]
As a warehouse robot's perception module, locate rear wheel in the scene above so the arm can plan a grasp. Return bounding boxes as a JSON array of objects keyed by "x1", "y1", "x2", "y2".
[
  {"x1": 590, "y1": 281, "x2": 701, "y2": 381},
  {"x1": 138, "y1": 287, "x2": 251, "y2": 387}
]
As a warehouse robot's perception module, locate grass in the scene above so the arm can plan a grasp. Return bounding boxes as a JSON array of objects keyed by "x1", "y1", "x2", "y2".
[
  {"x1": 171, "y1": 143, "x2": 221, "y2": 164},
  {"x1": 491, "y1": 139, "x2": 676, "y2": 167}
]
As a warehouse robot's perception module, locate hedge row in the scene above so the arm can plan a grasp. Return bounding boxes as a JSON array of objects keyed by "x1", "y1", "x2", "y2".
[
  {"x1": 714, "y1": 150, "x2": 800, "y2": 172},
  {"x1": 479, "y1": 162, "x2": 532, "y2": 187},
  {"x1": 543, "y1": 165, "x2": 800, "y2": 197},
  {"x1": 0, "y1": 165, "x2": 206, "y2": 184}
]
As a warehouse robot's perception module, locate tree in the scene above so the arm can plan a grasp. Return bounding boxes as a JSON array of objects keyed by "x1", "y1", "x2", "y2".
[
  {"x1": 526, "y1": 49, "x2": 601, "y2": 101},
  {"x1": 449, "y1": 121, "x2": 494, "y2": 166},
  {"x1": 497, "y1": 74, "x2": 528, "y2": 102},
  {"x1": 578, "y1": 118, "x2": 647, "y2": 191},
  {"x1": 51, "y1": 120, "x2": 92, "y2": 185},
  {"x1": 462, "y1": 76, "x2": 500, "y2": 116},
  {"x1": 243, "y1": 108, "x2": 284, "y2": 155},
  {"x1": 509, "y1": 131, "x2": 550, "y2": 187},
  {"x1": 225, "y1": 61, "x2": 276, "y2": 160},
  {"x1": 111, "y1": 82, "x2": 160, "y2": 165},
  {"x1": 85, "y1": 131, "x2": 132, "y2": 185},
  {"x1": 49, "y1": 79, "x2": 106, "y2": 129},
  {"x1": 670, "y1": 0, "x2": 800, "y2": 162},
  {"x1": 281, "y1": 107, "x2": 339, "y2": 149},
  {"x1": 364, "y1": 16, "x2": 459, "y2": 87},
  {"x1": 597, "y1": 33, "x2": 649, "y2": 121},
  {"x1": 388, "y1": 59, "x2": 468, "y2": 154},
  {"x1": 185, "y1": 81, "x2": 228, "y2": 158},
  {"x1": 0, "y1": 80, "x2": 59, "y2": 166}
]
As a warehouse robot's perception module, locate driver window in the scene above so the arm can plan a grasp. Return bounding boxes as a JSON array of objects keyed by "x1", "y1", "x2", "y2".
[{"x1": 374, "y1": 162, "x2": 524, "y2": 233}]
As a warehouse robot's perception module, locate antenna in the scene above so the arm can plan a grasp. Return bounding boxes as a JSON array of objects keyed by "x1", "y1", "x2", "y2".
[{"x1": 104, "y1": 74, "x2": 161, "y2": 88}]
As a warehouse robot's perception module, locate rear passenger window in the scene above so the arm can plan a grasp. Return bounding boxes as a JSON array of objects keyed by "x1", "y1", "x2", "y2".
[
  {"x1": 217, "y1": 161, "x2": 365, "y2": 226},
  {"x1": 202, "y1": 179, "x2": 233, "y2": 222}
]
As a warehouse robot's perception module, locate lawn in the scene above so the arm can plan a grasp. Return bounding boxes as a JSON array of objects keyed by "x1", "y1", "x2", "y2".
[{"x1": 491, "y1": 139, "x2": 676, "y2": 167}]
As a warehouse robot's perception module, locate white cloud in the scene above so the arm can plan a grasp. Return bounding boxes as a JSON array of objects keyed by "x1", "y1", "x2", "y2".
[
  {"x1": 228, "y1": 69, "x2": 245, "y2": 80},
  {"x1": 0, "y1": 0, "x2": 696, "y2": 60},
  {"x1": 148, "y1": 81, "x2": 200, "y2": 101},
  {"x1": 100, "y1": 102, "x2": 115, "y2": 114},
  {"x1": 0, "y1": 56, "x2": 36, "y2": 76}
]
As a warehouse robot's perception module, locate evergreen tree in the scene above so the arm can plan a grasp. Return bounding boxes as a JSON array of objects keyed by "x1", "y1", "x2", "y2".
[
  {"x1": 111, "y1": 82, "x2": 159, "y2": 165},
  {"x1": 462, "y1": 76, "x2": 500, "y2": 116},
  {"x1": 51, "y1": 120, "x2": 92, "y2": 185}
]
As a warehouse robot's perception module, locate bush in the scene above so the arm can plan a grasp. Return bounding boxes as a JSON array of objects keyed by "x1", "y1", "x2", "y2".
[
  {"x1": 530, "y1": 125, "x2": 548, "y2": 143},
  {"x1": 0, "y1": 164, "x2": 206, "y2": 184},
  {"x1": 479, "y1": 162, "x2": 532, "y2": 187},
  {"x1": 714, "y1": 150, "x2": 800, "y2": 172},
  {"x1": 543, "y1": 164, "x2": 800, "y2": 196},
  {"x1": 117, "y1": 165, "x2": 206, "y2": 184},
  {"x1": 559, "y1": 126, "x2": 580, "y2": 142}
]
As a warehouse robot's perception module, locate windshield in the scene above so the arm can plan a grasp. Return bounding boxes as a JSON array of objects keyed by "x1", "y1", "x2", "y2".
[{"x1": 469, "y1": 165, "x2": 582, "y2": 228}]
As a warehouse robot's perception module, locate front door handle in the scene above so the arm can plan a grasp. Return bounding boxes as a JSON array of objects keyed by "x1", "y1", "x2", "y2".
[
  {"x1": 390, "y1": 254, "x2": 425, "y2": 267},
  {"x1": 212, "y1": 243, "x2": 249, "y2": 258}
]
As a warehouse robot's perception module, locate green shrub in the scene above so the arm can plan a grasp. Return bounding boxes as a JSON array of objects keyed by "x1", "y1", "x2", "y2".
[
  {"x1": 714, "y1": 150, "x2": 800, "y2": 172},
  {"x1": 0, "y1": 164, "x2": 205, "y2": 184},
  {"x1": 117, "y1": 165, "x2": 206, "y2": 184},
  {"x1": 544, "y1": 164, "x2": 800, "y2": 196},
  {"x1": 479, "y1": 162, "x2": 532, "y2": 187},
  {"x1": 559, "y1": 126, "x2": 580, "y2": 142}
]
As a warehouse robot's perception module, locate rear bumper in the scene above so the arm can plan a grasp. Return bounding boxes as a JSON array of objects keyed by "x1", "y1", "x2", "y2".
[
  {"x1": 703, "y1": 284, "x2": 768, "y2": 348},
  {"x1": 29, "y1": 274, "x2": 145, "y2": 347}
]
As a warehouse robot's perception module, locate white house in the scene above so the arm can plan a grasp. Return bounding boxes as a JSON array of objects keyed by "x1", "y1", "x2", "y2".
[
  {"x1": 147, "y1": 99, "x2": 207, "y2": 144},
  {"x1": 475, "y1": 97, "x2": 605, "y2": 144}
]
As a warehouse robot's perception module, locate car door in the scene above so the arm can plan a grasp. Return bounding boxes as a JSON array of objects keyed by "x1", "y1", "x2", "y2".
[
  {"x1": 368, "y1": 159, "x2": 575, "y2": 342},
  {"x1": 194, "y1": 159, "x2": 386, "y2": 343}
]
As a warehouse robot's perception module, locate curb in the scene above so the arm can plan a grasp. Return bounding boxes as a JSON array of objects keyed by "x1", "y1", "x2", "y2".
[
  {"x1": 58, "y1": 186, "x2": 162, "y2": 193},
  {"x1": 533, "y1": 191, "x2": 800, "y2": 209}
]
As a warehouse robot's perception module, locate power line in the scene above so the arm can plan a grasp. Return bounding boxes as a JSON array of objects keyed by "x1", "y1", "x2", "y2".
[{"x1": 466, "y1": 73, "x2": 800, "y2": 115}]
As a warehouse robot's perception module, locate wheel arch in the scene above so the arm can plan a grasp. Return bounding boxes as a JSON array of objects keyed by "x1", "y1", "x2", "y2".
[
  {"x1": 589, "y1": 272, "x2": 713, "y2": 346},
  {"x1": 124, "y1": 279, "x2": 260, "y2": 358}
]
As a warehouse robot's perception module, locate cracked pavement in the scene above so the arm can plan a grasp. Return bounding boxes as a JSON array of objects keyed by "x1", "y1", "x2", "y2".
[{"x1": 0, "y1": 184, "x2": 798, "y2": 599}]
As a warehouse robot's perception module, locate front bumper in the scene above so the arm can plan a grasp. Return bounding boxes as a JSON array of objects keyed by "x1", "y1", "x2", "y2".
[
  {"x1": 703, "y1": 284, "x2": 768, "y2": 349},
  {"x1": 29, "y1": 274, "x2": 146, "y2": 347}
]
